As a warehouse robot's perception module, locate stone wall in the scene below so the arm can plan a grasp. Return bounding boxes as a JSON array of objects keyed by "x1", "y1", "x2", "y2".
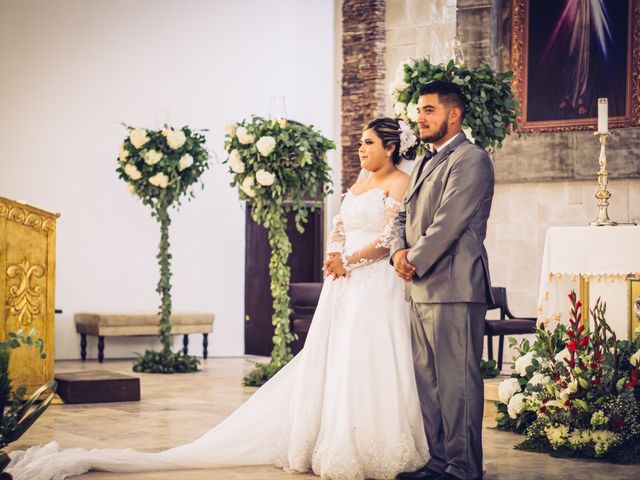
[
  {"x1": 385, "y1": 0, "x2": 457, "y2": 113},
  {"x1": 341, "y1": 0, "x2": 386, "y2": 192}
]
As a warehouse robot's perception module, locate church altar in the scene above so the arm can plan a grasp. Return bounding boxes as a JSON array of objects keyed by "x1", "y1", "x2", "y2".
[{"x1": 537, "y1": 225, "x2": 640, "y2": 340}]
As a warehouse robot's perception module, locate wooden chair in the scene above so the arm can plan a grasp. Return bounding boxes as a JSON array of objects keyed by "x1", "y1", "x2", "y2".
[
  {"x1": 289, "y1": 282, "x2": 323, "y2": 354},
  {"x1": 485, "y1": 287, "x2": 537, "y2": 370}
]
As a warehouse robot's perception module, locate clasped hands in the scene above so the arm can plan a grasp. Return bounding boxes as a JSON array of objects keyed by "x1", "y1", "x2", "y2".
[
  {"x1": 393, "y1": 249, "x2": 416, "y2": 283},
  {"x1": 323, "y1": 253, "x2": 347, "y2": 280}
]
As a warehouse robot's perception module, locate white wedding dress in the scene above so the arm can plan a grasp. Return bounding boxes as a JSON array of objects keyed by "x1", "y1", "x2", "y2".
[{"x1": 8, "y1": 188, "x2": 428, "y2": 480}]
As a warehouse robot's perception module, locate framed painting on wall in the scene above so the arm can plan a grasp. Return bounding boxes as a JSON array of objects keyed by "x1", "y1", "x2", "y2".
[{"x1": 512, "y1": 0, "x2": 640, "y2": 132}]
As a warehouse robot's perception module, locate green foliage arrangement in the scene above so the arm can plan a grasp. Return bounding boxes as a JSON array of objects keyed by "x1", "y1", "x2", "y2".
[
  {"x1": 480, "y1": 359, "x2": 500, "y2": 379},
  {"x1": 223, "y1": 117, "x2": 334, "y2": 386},
  {"x1": 497, "y1": 292, "x2": 640, "y2": 463},
  {"x1": 117, "y1": 125, "x2": 210, "y2": 373},
  {"x1": 389, "y1": 58, "x2": 521, "y2": 151},
  {"x1": 0, "y1": 329, "x2": 56, "y2": 475}
]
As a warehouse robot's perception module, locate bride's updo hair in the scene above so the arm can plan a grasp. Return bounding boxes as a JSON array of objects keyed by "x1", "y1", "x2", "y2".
[{"x1": 365, "y1": 117, "x2": 417, "y2": 164}]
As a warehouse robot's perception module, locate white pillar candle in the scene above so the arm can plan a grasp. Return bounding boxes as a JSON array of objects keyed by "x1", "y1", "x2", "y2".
[{"x1": 597, "y1": 98, "x2": 608, "y2": 133}]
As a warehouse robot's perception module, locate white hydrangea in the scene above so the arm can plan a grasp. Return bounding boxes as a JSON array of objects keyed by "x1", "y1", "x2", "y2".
[
  {"x1": 129, "y1": 128, "x2": 150, "y2": 149},
  {"x1": 507, "y1": 392, "x2": 526, "y2": 419},
  {"x1": 256, "y1": 136, "x2": 276, "y2": 156},
  {"x1": 228, "y1": 149, "x2": 244, "y2": 173},
  {"x1": 149, "y1": 172, "x2": 169, "y2": 188},
  {"x1": 118, "y1": 144, "x2": 129, "y2": 162},
  {"x1": 123, "y1": 163, "x2": 141, "y2": 180},
  {"x1": 240, "y1": 176, "x2": 255, "y2": 197},
  {"x1": 514, "y1": 351, "x2": 536, "y2": 376},
  {"x1": 178, "y1": 153, "x2": 194, "y2": 171},
  {"x1": 393, "y1": 102, "x2": 407, "y2": 118},
  {"x1": 143, "y1": 149, "x2": 163, "y2": 166},
  {"x1": 407, "y1": 102, "x2": 419, "y2": 122},
  {"x1": 236, "y1": 126, "x2": 255, "y2": 145},
  {"x1": 498, "y1": 377, "x2": 521, "y2": 404},
  {"x1": 126, "y1": 183, "x2": 136, "y2": 195},
  {"x1": 166, "y1": 129, "x2": 186, "y2": 149},
  {"x1": 256, "y1": 169, "x2": 275, "y2": 186},
  {"x1": 528, "y1": 372, "x2": 550, "y2": 387},
  {"x1": 225, "y1": 122, "x2": 237, "y2": 137}
]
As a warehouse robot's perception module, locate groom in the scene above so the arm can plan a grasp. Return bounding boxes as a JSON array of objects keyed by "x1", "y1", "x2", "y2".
[{"x1": 390, "y1": 80, "x2": 494, "y2": 480}]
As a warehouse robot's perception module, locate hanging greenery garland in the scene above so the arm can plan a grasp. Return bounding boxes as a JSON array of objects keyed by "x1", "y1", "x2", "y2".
[
  {"x1": 390, "y1": 58, "x2": 521, "y2": 151},
  {"x1": 223, "y1": 117, "x2": 334, "y2": 386},
  {"x1": 116, "y1": 125, "x2": 210, "y2": 373}
]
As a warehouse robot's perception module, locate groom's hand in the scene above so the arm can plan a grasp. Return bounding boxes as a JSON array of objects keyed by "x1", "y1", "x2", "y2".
[{"x1": 393, "y1": 249, "x2": 416, "y2": 282}]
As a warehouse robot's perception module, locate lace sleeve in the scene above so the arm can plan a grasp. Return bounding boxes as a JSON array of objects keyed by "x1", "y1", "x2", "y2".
[
  {"x1": 343, "y1": 196, "x2": 401, "y2": 272},
  {"x1": 326, "y1": 213, "x2": 345, "y2": 255}
]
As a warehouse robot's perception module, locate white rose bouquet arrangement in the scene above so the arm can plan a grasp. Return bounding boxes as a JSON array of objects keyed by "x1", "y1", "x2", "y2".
[
  {"x1": 116, "y1": 125, "x2": 210, "y2": 373},
  {"x1": 390, "y1": 58, "x2": 520, "y2": 151},
  {"x1": 496, "y1": 291, "x2": 640, "y2": 463},
  {"x1": 223, "y1": 116, "x2": 335, "y2": 386}
]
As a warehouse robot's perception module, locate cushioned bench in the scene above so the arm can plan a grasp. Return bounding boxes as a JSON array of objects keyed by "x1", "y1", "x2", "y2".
[{"x1": 74, "y1": 312, "x2": 214, "y2": 362}]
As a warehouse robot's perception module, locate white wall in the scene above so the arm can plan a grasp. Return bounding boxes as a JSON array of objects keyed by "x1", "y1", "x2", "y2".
[{"x1": 0, "y1": 0, "x2": 336, "y2": 359}]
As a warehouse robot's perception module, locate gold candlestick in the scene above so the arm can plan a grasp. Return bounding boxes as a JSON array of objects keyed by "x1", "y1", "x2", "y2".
[{"x1": 590, "y1": 131, "x2": 617, "y2": 226}]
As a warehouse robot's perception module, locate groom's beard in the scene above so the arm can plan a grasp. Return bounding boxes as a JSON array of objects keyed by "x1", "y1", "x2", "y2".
[{"x1": 421, "y1": 120, "x2": 448, "y2": 144}]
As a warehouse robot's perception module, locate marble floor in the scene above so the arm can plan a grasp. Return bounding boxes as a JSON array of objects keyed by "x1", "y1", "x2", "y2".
[{"x1": 9, "y1": 358, "x2": 640, "y2": 479}]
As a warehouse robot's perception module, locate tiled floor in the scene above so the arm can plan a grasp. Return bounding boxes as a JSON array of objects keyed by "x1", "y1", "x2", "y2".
[{"x1": 9, "y1": 358, "x2": 640, "y2": 479}]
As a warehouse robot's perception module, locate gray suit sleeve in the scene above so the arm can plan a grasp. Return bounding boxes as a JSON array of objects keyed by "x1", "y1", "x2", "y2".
[
  {"x1": 407, "y1": 150, "x2": 493, "y2": 278},
  {"x1": 389, "y1": 197, "x2": 408, "y2": 266}
]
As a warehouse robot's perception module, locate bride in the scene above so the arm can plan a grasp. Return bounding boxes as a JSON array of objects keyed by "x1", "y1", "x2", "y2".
[{"x1": 8, "y1": 117, "x2": 428, "y2": 480}]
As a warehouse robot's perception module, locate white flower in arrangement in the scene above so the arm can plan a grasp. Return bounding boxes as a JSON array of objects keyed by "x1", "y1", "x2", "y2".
[
  {"x1": 398, "y1": 120, "x2": 417, "y2": 156},
  {"x1": 228, "y1": 149, "x2": 245, "y2": 173},
  {"x1": 240, "y1": 176, "x2": 255, "y2": 197},
  {"x1": 389, "y1": 64, "x2": 409, "y2": 96},
  {"x1": 166, "y1": 129, "x2": 186, "y2": 150},
  {"x1": 498, "y1": 377, "x2": 521, "y2": 404},
  {"x1": 236, "y1": 126, "x2": 255, "y2": 145},
  {"x1": 149, "y1": 172, "x2": 169, "y2": 188},
  {"x1": 143, "y1": 149, "x2": 163, "y2": 166},
  {"x1": 507, "y1": 392, "x2": 526, "y2": 419},
  {"x1": 256, "y1": 136, "x2": 276, "y2": 156},
  {"x1": 592, "y1": 430, "x2": 618, "y2": 455},
  {"x1": 129, "y1": 128, "x2": 150, "y2": 149},
  {"x1": 590, "y1": 410, "x2": 609, "y2": 428},
  {"x1": 224, "y1": 121, "x2": 237, "y2": 137},
  {"x1": 555, "y1": 347, "x2": 571, "y2": 364},
  {"x1": 544, "y1": 424, "x2": 569, "y2": 448},
  {"x1": 124, "y1": 163, "x2": 142, "y2": 180},
  {"x1": 393, "y1": 101, "x2": 407, "y2": 118},
  {"x1": 514, "y1": 351, "x2": 536, "y2": 377},
  {"x1": 127, "y1": 183, "x2": 136, "y2": 195},
  {"x1": 629, "y1": 348, "x2": 640, "y2": 367},
  {"x1": 178, "y1": 153, "x2": 194, "y2": 171},
  {"x1": 407, "y1": 102, "x2": 419, "y2": 122},
  {"x1": 118, "y1": 144, "x2": 129, "y2": 162},
  {"x1": 528, "y1": 372, "x2": 550, "y2": 387},
  {"x1": 256, "y1": 169, "x2": 275, "y2": 186}
]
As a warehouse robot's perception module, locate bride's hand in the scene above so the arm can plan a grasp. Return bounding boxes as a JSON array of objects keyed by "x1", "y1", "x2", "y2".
[{"x1": 323, "y1": 254, "x2": 347, "y2": 279}]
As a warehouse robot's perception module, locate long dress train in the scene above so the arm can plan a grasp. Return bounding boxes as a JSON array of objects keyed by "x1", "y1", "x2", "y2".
[{"x1": 8, "y1": 188, "x2": 428, "y2": 480}]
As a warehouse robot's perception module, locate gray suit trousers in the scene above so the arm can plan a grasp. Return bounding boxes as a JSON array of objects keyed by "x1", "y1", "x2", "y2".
[{"x1": 410, "y1": 301, "x2": 486, "y2": 480}]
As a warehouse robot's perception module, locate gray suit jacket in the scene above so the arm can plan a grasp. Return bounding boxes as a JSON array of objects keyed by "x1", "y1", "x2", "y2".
[{"x1": 390, "y1": 132, "x2": 494, "y2": 304}]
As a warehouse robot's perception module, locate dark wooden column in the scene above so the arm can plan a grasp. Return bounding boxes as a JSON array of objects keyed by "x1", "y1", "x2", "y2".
[
  {"x1": 341, "y1": 0, "x2": 386, "y2": 192},
  {"x1": 244, "y1": 204, "x2": 324, "y2": 356}
]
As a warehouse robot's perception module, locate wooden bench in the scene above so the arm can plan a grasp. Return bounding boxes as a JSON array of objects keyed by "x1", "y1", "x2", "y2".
[{"x1": 74, "y1": 312, "x2": 214, "y2": 363}]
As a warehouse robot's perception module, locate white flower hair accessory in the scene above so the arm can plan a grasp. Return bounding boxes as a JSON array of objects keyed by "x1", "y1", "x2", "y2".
[{"x1": 398, "y1": 120, "x2": 417, "y2": 157}]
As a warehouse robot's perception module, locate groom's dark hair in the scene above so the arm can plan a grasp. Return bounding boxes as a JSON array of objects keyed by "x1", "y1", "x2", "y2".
[{"x1": 419, "y1": 80, "x2": 466, "y2": 120}]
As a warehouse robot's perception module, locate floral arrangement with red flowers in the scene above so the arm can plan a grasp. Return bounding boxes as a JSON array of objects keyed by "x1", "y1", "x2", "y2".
[{"x1": 496, "y1": 291, "x2": 640, "y2": 462}]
